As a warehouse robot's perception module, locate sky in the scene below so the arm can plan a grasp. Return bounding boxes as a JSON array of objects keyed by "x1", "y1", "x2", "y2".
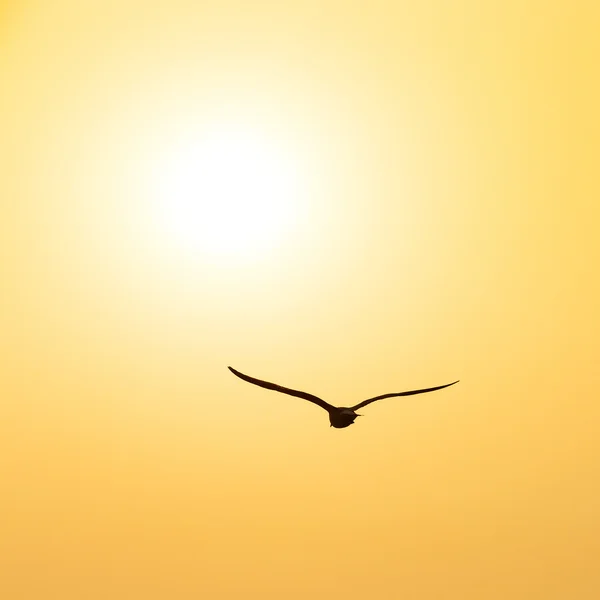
[{"x1": 1, "y1": 1, "x2": 599, "y2": 598}]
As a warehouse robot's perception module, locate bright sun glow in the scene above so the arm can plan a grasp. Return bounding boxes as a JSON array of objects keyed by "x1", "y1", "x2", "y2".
[{"x1": 153, "y1": 127, "x2": 302, "y2": 261}]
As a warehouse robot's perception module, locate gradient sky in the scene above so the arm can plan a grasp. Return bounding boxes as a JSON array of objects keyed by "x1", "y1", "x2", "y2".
[{"x1": 2, "y1": 1, "x2": 599, "y2": 598}]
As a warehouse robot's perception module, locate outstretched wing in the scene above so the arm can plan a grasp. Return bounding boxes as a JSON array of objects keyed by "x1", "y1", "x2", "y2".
[
  {"x1": 228, "y1": 367, "x2": 335, "y2": 413},
  {"x1": 350, "y1": 380, "x2": 459, "y2": 411}
]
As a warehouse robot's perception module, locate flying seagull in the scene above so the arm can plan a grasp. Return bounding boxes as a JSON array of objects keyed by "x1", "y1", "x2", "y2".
[{"x1": 228, "y1": 366, "x2": 459, "y2": 428}]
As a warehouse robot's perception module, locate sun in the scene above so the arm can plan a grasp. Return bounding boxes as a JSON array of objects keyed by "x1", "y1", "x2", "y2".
[{"x1": 152, "y1": 126, "x2": 302, "y2": 261}]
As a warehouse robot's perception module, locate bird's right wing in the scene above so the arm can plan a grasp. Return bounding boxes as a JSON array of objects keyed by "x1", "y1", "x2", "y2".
[
  {"x1": 228, "y1": 367, "x2": 335, "y2": 413},
  {"x1": 350, "y1": 380, "x2": 459, "y2": 411}
]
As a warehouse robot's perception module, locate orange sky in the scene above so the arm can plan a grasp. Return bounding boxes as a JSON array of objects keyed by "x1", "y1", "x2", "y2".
[{"x1": 2, "y1": 1, "x2": 599, "y2": 598}]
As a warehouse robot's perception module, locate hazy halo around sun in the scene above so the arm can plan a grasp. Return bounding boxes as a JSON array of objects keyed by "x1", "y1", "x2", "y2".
[{"x1": 152, "y1": 125, "x2": 303, "y2": 262}]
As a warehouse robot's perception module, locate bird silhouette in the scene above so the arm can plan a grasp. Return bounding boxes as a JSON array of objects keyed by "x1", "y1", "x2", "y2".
[{"x1": 228, "y1": 366, "x2": 459, "y2": 428}]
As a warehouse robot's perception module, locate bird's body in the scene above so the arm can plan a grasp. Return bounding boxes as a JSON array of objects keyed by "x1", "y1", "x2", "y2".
[
  {"x1": 228, "y1": 366, "x2": 458, "y2": 428},
  {"x1": 328, "y1": 408, "x2": 361, "y2": 428}
]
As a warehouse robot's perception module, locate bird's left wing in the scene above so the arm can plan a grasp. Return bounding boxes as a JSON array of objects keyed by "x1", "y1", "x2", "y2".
[
  {"x1": 228, "y1": 367, "x2": 335, "y2": 413},
  {"x1": 350, "y1": 380, "x2": 459, "y2": 411}
]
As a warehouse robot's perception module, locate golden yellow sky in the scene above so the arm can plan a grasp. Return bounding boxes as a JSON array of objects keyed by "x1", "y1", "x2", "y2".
[{"x1": 2, "y1": 1, "x2": 599, "y2": 598}]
